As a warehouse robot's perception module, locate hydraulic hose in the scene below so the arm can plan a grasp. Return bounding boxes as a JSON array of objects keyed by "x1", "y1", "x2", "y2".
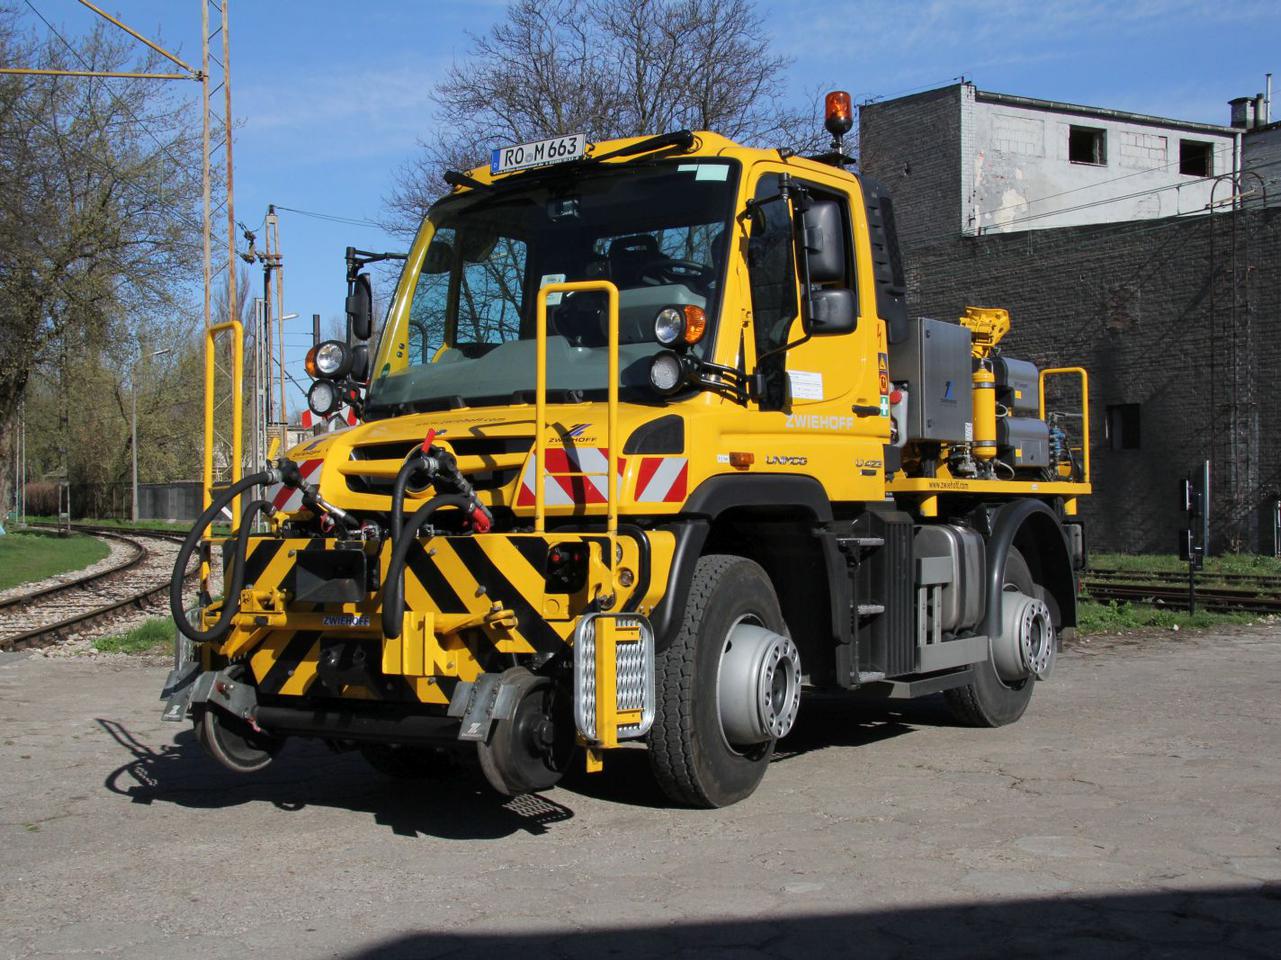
[
  {"x1": 390, "y1": 450, "x2": 433, "y2": 544},
  {"x1": 170, "y1": 471, "x2": 273, "y2": 643},
  {"x1": 381, "y1": 493, "x2": 471, "y2": 640}
]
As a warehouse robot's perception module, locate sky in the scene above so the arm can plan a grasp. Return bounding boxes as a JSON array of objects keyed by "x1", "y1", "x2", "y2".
[{"x1": 14, "y1": 0, "x2": 1277, "y2": 416}]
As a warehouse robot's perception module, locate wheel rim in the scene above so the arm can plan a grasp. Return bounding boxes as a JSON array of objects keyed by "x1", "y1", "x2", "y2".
[
  {"x1": 992, "y1": 588, "x2": 1056, "y2": 684},
  {"x1": 715, "y1": 616, "x2": 802, "y2": 754}
]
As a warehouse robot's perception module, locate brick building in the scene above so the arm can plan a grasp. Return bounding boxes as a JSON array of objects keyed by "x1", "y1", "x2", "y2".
[{"x1": 860, "y1": 83, "x2": 1281, "y2": 553}]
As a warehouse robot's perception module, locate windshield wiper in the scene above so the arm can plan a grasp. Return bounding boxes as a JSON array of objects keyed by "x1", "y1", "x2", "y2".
[
  {"x1": 444, "y1": 169, "x2": 492, "y2": 192},
  {"x1": 589, "y1": 129, "x2": 695, "y2": 163}
]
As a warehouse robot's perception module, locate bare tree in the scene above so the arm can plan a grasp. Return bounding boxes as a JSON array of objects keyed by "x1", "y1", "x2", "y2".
[{"x1": 385, "y1": 0, "x2": 818, "y2": 235}]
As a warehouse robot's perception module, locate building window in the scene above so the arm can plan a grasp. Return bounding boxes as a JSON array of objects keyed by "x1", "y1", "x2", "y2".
[
  {"x1": 1179, "y1": 139, "x2": 1213, "y2": 177},
  {"x1": 1106, "y1": 403, "x2": 1140, "y2": 450},
  {"x1": 1069, "y1": 125, "x2": 1107, "y2": 165}
]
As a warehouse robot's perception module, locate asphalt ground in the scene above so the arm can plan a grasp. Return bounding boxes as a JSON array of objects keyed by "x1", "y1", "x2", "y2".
[{"x1": 2, "y1": 625, "x2": 1279, "y2": 959}]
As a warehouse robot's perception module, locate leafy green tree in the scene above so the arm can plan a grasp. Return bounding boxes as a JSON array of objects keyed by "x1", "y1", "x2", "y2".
[{"x1": 0, "y1": 9, "x2": 202, "y2": 516}]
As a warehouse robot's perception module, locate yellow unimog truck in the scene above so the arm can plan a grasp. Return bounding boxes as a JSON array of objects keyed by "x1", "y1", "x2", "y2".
[{"x1": 166, "y1": 94, "x2": 1090, "y2": 807}]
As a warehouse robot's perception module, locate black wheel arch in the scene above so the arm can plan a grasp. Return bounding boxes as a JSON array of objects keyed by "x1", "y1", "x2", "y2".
[
  {"x1": 980, "y1": 498, "x2": 1077, "y2": 640},
  {"x1": 651, "y1": 475, "x2": 842, "y2": 682}
]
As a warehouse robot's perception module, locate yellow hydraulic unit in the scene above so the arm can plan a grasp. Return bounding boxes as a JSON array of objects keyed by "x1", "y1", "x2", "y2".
[{"x1": 960, "y1": 307, "x2": 1010, "y2": 464}]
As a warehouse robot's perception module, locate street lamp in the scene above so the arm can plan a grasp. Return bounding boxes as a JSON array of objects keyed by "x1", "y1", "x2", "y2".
[{"x1": 132, "y1": 347, "x2": 172, "y2": 522}]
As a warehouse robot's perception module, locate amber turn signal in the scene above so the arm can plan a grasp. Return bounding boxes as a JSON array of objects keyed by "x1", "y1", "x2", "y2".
[{"x1": 682, "y1": 304, "x2": 707, "y2": 345}]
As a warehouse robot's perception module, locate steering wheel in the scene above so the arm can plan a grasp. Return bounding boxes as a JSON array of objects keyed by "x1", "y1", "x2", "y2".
[{"x1": 641, "y1": 259, "x2": 712, "y2": 288}]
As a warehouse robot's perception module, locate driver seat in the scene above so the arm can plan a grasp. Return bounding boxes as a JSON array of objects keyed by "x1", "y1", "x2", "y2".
[{"x1": 607, "y1": 234, "x2": 662, "y2": 288}]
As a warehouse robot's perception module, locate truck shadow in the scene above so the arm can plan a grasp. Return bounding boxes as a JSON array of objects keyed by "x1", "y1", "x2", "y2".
[
  {"x1": 95, "y1": 697, "x2": 947, "y2": 828},
  {"x1": 96, "y1": 718, "x2": 575, "y2": 840}
]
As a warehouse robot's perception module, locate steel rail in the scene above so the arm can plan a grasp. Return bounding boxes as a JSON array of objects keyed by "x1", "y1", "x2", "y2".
[
  {"x1": 0, "y1": 531, "x2": 195, "y2": 652},
  {"x1": 0, "y1": 531, "x2": 146, "y2": 614},
  {"x1": 1086, "y1": 569, "x2": 1281, "y2": 588}
]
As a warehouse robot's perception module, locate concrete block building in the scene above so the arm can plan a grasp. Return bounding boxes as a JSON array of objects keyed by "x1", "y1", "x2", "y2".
[{"x1": 860, "y1": 82, "x2": 1281, "y2": 554}]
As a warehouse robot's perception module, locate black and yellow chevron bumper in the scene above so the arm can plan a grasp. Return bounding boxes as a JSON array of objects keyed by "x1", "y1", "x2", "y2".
[{"x1": 203, "y1": 530, "x2": 673, "y2": 709}]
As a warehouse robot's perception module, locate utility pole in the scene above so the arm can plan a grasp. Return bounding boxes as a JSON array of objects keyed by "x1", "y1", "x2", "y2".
[
  {"x1": 264, "y1": 206, "x2": 289, "y2": 448},
  {"x1": 132, "y1": 347, "x2": 172, "y2": 522}
]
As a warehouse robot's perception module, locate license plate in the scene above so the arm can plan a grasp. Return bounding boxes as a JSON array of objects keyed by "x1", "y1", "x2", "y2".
[{"x1": 490, "y1": 133, "x2": 587, "y2": 175}]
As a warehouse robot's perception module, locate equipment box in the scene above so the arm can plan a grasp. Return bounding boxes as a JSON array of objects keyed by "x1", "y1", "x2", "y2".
[
  {"x1": 998, "y1": 417, "x2": 1050, "y2": 468},
  {"x1": 888, "y1": 318, "x2": 973, "y2": 443},
  {"x1": 995, "y1": 357, "x2": 1040, "y2": 416}
]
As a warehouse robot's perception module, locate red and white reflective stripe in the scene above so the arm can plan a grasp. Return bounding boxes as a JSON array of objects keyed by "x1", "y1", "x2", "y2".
[
  {"x1": 301, "y1": 406, "x2": 360, "y2": 431},
  {"x1": 515, "y1": 448, "x2": 624, "y2": 507},
  {"x1": 632, "y1": 455, "x2": 688, "y2": 503},
  {"x1": 266, "y1": 458, "x2": 323, "y2": 513},
  {"x1": 515, "y1": 450, "x2": 687, "y2": 507}
]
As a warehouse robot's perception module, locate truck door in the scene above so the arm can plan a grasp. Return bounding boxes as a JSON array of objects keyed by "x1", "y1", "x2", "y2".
[{"x1": 744, "y1": 168, "x2": 888, "y2": 500}]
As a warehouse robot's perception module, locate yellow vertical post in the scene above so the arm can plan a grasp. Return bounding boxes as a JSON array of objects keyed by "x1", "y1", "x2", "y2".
[
  {"x1": 1039, "y1": 367, "x2": 1091, "y2": 484},
  {"x1": 534, "y1": 291, "x2": 548, "y2": 533},
  {"x1": 593, "y1": 616, "x2": 618, "y2": 750},
  {"x1": 605, "y1": 284, "x2": 619, "y2": 536},
  {"x1": 533, "y1": 280, "x2": 621, "y2": 534}
]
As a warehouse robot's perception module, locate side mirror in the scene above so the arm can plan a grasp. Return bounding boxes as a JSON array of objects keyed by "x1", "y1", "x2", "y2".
[
  {"x1": 808, "y1": 288, "x2": 857, "y2": 335},
  {"x1": 346, "y1": 273, "x2": 373, "y2": 341},
  {"x1": 801, "y1": 200, "x2": 845, "y2": 284}
]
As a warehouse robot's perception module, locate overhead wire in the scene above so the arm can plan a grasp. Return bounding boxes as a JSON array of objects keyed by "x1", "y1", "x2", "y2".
[{"x1": 272, "y1": 204, "x2": 384, "y2": 229}]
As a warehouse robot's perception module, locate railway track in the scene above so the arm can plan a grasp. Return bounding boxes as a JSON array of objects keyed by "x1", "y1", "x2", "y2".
[
  {"x1": 1082, "y1": 581, "x2": 1281, "y2": 614},
  {"x1": 1087, "y1": 567, "x2": 1281, "y2": 590},
  {"x1": 0, "y1": 528, "x2": 194, "y2": 652}
]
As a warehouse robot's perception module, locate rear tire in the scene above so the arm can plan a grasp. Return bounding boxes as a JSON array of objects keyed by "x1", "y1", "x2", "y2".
[
  {"x1": 945, "y1": 546, "x2": 1037, "y2": 727},
  {"x1": 647, "y1": 555, "x2": 788, "y2": 808}
]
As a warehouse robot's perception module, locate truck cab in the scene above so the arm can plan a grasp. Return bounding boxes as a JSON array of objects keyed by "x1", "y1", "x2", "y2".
[{"x1": 167, "y1": 116, "x2": 1090, "y2": 808}]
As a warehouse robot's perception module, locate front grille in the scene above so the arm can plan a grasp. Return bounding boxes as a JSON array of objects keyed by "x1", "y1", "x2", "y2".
[{"x1": 344, "y1": 436, "x2": 534, "y2": 497}]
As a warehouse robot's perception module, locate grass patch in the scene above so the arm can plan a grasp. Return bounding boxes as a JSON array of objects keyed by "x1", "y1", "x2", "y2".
[
  {"x1": 0, "y1": 532, "x2": 110, "y2": 590},
  {"x1": 1077, "y1": 599, "x2": 1258, "y2": 635},
  {"x1": 95, "y1": 617, "x2": 175, "y2": 655},
  {"x1": 1091, "y1": 551, "x2": 1281, "y2": 577}
]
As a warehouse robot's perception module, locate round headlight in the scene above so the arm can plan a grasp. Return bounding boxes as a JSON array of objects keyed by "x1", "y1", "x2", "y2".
[
  {"x1": 648, "y1": 351, "x2": 685, "y2": 395},
  {"x1": 307, "y1": 379, "x2": 340, "y2": 417},
  {"x1": 314, "y1": 340, "x2": 351, "y2": 378},
  {"x1": 653, "y1": 307, "x2": 685, "y2": 346}
]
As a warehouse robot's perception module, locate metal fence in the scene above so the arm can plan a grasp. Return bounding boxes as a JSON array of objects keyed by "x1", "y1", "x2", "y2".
[{"x1": 21, "y1": 481, "x2": 204, "y2": 521}]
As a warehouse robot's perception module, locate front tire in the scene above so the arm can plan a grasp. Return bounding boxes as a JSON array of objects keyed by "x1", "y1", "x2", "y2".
[
  {"x1": 647, "y1": 555, "x2": 792, "y2": 808},
  {"x1": 945, "y1": 546, "x2": 1038, "y2": 727}
]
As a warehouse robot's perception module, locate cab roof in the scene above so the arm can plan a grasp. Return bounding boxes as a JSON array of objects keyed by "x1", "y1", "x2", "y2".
[{"x1": 456, "y1": 130, "x2": 858, "y2": 195}]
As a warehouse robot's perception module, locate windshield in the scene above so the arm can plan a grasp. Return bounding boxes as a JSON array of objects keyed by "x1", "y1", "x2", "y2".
[{"x1": 367, "y1": 160, "x2": 739, "y2": 413}]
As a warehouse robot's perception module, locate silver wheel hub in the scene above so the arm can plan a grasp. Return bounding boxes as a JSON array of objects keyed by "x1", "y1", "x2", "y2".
[
  {"x1": 717, "y1": 621, "x2": 802, "y2": 749},
  {"x1": 993, "y1": 590, "x2": 1056, "y2": 683}
]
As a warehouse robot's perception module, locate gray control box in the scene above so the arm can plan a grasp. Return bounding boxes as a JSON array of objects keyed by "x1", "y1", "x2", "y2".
[
  {"x1": 995, "y1": 357, "x2": 1040, "y2": 416},
  {"x1": 998, "y1": 417, "x2": 1050, "y2": 468},
  {"x1": 888, "y1": 318, "x2": 973, "y2": 443}
]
